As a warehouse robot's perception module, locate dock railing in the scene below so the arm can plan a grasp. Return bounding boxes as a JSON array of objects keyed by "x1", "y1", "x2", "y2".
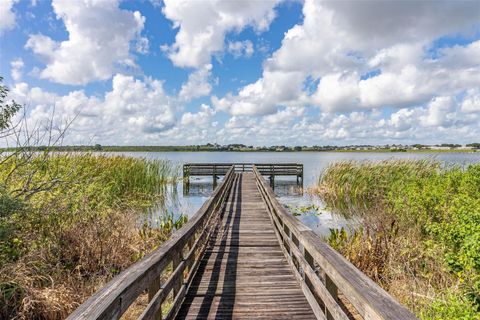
[
  {"x1": 183, "y1": 163, "x2": 303, "y2": 192},
  {"x1": 67, "y1": 166, "x2": 235, "y2": 320},
  {"x1": 252, "y1": 165, "x2": 416, "y2": 320},
  {"x1": 183, "y1": 163, "x2": 303, "y2": 176}
]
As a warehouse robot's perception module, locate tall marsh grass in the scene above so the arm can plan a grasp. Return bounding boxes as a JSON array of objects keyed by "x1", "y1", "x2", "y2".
[
  {"x1": 0, "y1": 153, "x2": 181, "y2": 319},
  {"x1": 315, "y1": 160, "x2": 480, "y2": 319}
]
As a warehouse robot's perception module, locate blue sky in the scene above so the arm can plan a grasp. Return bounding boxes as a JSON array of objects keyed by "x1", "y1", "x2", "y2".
[{"x1": 1, "y1": 0, "x2": 479, "y2": 146}]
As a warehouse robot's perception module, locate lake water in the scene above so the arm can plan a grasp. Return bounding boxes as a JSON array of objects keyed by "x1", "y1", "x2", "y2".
[{"x1": 121, "y1": 151, "x2": 480, "y2": 237}]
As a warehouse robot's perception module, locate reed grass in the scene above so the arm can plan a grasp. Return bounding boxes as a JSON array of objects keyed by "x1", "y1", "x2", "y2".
[
  {"x1": 315, "y1": 160, "x2": 480, "y2": 319},
  {"x1": 0, "y1": 153, "x2": 182, "y2": 319}
]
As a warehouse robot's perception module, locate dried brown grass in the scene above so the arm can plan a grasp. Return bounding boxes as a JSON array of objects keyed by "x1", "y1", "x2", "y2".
[
  {"x1": 1, "y1": 209, "x2": 169, "y2": 320},
  {"x1": 323, "y1": 200, "x2": 459, "y2": 315}
]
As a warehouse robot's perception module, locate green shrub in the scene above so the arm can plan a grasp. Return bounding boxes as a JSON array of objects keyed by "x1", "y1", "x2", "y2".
[
  {"x1": 421, "y1": 292, "x2": 479, "y2": 320},
  {"x1": 317, "y1": 160, "x2": 480, "y2": 318}
]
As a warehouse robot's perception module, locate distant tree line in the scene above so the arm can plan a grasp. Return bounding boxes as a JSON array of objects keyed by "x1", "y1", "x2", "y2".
[
  {"x1": 3, "y1": 142, "x2": 479, "y2": 153},
  {"x1": 466, "y1": 143, "x2": 480, "y2": 149}
]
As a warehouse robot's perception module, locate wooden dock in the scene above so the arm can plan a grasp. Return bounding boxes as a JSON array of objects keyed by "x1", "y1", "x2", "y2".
[
  {"x1": 176, "y1": 173, "x2": 315, "y2": 319},
  {"x1": 68, "y1": 164, "x2": 417, "y2": 320}
]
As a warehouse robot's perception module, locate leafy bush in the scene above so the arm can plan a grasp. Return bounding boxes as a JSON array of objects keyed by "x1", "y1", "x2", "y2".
[
  {"x1": 420, "y1": 291, "x2": 479, "y2": 320},
  {"x1": 316, "y1": 160, "x2": 480, "y2": 319}
]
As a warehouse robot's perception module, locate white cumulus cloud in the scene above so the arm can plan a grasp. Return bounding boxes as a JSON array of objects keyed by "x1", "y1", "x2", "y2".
[
  {"x1": 461, "y1": 89, "x2": 480, "y2": 113},
  {"x1": 227, "y1": 40, "x2": 254, "y2": 58},
  {"x1": 179, "y1": 64, "x2": 213, "y2": 102},
  {"x1": 25, "y1": 0, "x2": 146, "y2": 85},
  {"x1": 7, "y1": 74, "x2": 177, "y2": 145},
  {"x1": 214, "y1": 0, "x2": 480, "y2": 116},
  {"x1": 181, "y1": 104, "x2": 215, "y2": 126},
  {"x1": 0, "y1": 0, "x2": 18, "y2": 34},
  {"x1": 162, "y1": 0, "x2": 280, "y2": 68},
  {"x1": 10, "y1": 58, "x2": 24, "y2": 81}
]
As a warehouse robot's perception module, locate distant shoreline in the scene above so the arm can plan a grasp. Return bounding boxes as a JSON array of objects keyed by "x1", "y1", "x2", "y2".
[{"x1": 2, "y1": 147, "x2": 478, "y2": 153}]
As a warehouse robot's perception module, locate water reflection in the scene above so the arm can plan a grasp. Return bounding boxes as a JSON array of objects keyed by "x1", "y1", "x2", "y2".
[
  {"x1": 178, "y1": 174, "x2": 351, "y2": 237},
  {"x1": 269, "y1": 177, "x2": 303, "y2": 196},
  {"x1": 183, "y1": 176, "x2": 303, "y2": 197},
  {"x1": 183, "y1": 177, "x2": 215, "y2": 197},
  {"x1": 145, "y1": 184, "x2": 186, "y2": 228},
  {"x1": 121, "y1": 152, "x2": 479, "y2": 238}
]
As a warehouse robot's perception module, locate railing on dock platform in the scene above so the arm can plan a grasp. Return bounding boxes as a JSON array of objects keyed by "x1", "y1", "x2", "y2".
[
  {"x1": 183, "y1": 163, "x2": 303, "y2": 176},
  {"x1": 183, "y1": 162, "x2": 303, "y2": 192}
]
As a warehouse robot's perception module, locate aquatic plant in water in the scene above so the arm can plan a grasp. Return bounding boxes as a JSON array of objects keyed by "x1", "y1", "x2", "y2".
[{"x1": 286, "y1": 204, "x2": 322, "y2": 216}]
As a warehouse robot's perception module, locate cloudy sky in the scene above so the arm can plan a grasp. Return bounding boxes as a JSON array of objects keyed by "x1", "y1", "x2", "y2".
[{"x1": 1, "y1": 0, "x2": 479, "y2": 146}]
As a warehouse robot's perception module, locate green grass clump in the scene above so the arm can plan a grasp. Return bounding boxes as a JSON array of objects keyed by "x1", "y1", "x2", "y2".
[
  {"x1": 0, "y1": 153, "x2": 181, "y2": 319},
  {"x1": 316, "y1": 160, "x2": 480, "y2": 319}
]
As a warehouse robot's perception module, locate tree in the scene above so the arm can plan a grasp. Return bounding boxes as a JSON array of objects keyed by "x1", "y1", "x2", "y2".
[
  {"x1": 1, "y1": 75, "x2": 75, "y2": 200},
  {"x1": 1, "y1": 77, "x2": 21, "y2": 134},
  {"x1": 412, "y1": 144, "x2": 427, "y2": 149},
  {"x1": 466, "y1": 143, "x2": 480, "y2": 149}
]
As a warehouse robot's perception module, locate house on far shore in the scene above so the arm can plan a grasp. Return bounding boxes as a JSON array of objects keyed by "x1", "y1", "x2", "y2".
[
  {"x1": 457, "y1": 146, "x2": 475, "y2": 150},
  {"x1": 430, "y1": 144, "x2": 475, "y2": 151}
]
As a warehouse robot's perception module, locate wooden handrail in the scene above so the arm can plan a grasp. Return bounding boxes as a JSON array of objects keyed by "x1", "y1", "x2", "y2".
[
  {"x1": 184, "y1": 163, "x2": 303, "y2": 176},
  {"x1": 67, "y1": 166, "x2": 235, "y2": 320},
  {"x1": 184, "y1": 163, "x2": 302, "y2": 169},
  {"x1": 252, "y1": 166, "x2": 417, "y2": 320},
  {"x1": 184, "y1": 162, "x2": 302, "y2": 165}
]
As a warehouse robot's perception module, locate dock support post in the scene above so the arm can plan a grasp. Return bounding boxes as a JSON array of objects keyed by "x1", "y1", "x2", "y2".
[
  {"x1": 213, "y1": 165, "x2": 217, "y2": 189},
  {"x1": 183, "y1": 165, "x2": 189, "y2": 196},
  {"x1": 184, "y1": 180, "x2": 189, "y2": 196},
  {"x1": 300, "y1": 165, "x2": 304, "y2": 189},
  {"x1": 269, "y1": 164, "x2": 275, "y2": 188}
]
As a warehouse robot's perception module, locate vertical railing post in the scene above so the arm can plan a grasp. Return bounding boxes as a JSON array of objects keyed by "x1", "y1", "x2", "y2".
[
  {"x1": 172, "y1": 251, "x2": 182, "y2": 297},
  {"x1": 325, "y1": 275, "x2": 338, "y2": 320},
  {"x1": 148, "y1": 277, "x2": 162, "y2": 320},
  {"x1": 284, "y1": 225, "x2": 292, "y2": 258},
  {"x1": 301, "y1": 164, "x2": 304, "y2": 184},
  {"x1": 186, "y1": 235, "x2": 195, "y2": 278}
]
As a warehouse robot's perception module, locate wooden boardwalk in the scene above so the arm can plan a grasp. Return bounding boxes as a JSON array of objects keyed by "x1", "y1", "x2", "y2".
[
  {"x1": 176, "y1": 173, "x2": 315, "y2": 319},
  {"x1": 68, "y1": 164, "x2": 417, "y2": 320}
]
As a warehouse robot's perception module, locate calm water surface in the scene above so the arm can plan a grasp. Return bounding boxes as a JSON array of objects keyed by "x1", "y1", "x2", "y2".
[{"x1": 122, "y1": 152, "x2": 480, "y2": 237}]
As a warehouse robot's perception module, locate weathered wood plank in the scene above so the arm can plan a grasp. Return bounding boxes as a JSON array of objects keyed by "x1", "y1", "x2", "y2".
[{"x1": 176, "y1": 173, "x2": 316, "y2": 319}]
